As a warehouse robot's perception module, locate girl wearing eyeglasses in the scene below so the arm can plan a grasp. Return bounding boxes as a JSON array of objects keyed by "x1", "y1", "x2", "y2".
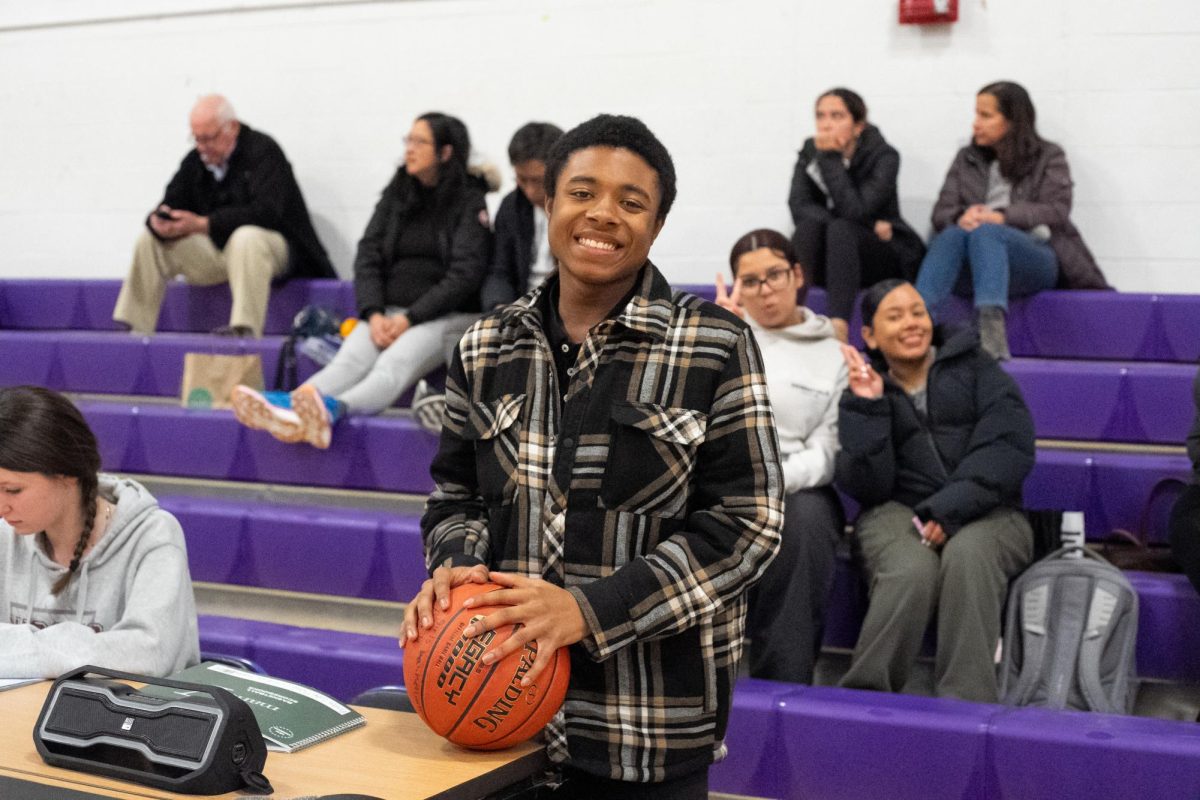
[
  {"x1": 714, "y1": 228, "x2": 847, "y2": 684},
  {"x1": 232, "y1": 112, "x2": 494, "y2": 448},
  {"x1": 0, "y1": 386, "x2": 199, "y2": 678}
]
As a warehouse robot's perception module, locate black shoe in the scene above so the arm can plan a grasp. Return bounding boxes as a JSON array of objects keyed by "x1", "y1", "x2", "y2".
[{"x1": 212, "y1": 324, "x2": 254, "y2": 337}]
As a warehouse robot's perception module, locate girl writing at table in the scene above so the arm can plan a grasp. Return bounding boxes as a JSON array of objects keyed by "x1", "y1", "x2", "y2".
[{"x1": 0, "y1": 386, "x2": 199, "y2": 678}]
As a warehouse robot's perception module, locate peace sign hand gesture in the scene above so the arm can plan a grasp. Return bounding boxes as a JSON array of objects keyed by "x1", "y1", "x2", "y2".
[
  {"x1": 841, "y1": 344, "x2": 883, "y2": 399},
  {"x1": 715, "y1": 273, "x2": 744, "y2": 319}
]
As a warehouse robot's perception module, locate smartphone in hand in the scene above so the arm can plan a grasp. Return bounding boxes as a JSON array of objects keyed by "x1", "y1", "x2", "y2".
[{"x1": 154, "y1": 208, "x2": 174, "y2": 220}]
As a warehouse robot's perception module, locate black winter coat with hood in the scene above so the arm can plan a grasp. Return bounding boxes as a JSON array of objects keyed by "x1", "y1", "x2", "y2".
[
  {"x1": 788, "y1": 124, "x2": 926, "y2": 278},
  {"x1": 835, "y1": 326, "x2": 1035, "y2": 531}
]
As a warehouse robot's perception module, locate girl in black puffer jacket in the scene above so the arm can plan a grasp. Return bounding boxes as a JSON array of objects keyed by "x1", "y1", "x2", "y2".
[{"x1": 835, "y1": 279, "x2": 1035, "y2": 703}]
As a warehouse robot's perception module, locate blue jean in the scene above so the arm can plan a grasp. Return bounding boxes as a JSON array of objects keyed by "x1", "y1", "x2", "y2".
[{"x1": 915, "y1": 224, "x2": 1058, "y2": 314}]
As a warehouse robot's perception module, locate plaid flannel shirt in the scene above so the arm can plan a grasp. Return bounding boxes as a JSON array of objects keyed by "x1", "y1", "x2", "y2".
[{"x1": 421, "y1": 263, "x2": 783, "y2": 783}]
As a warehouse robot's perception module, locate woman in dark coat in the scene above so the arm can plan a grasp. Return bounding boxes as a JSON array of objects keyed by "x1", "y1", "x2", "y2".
[
  {"x1": 916, "y1": 81, "x2": 1109, "y2": 360},
  {"x1": 231, "y1": 112, "x2": 492, "y2": 448},
  {"x1": 789, "y1": 88, "x2": 925, "y2": 342},
  {"x1": 1169, "y1": 367, "x2": 1200, "y2": 595},
  {"x1": 836, "y1": 279, "x2": 1035, "y2": 703}
]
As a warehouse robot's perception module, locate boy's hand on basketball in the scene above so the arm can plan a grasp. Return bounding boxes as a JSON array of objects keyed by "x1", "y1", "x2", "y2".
[
  {"x1": 402, "y1": 563, "x2": 490, "y2": 643},
  {"x1": 461, "y1": 573, "x2": 586, "y2": 688}
]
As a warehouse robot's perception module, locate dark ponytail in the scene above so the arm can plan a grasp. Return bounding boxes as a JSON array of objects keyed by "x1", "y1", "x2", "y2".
[{"x1": 0, "y1": 387, "x2": 101, "y2": 595}]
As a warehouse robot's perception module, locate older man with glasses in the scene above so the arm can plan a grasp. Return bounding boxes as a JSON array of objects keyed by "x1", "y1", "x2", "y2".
[{"x1": 113, "y1": 94, "x2": 334, "y2": 337}]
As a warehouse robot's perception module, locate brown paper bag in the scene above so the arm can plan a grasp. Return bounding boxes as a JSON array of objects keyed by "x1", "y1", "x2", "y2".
[{"x1": 180, "y1": 353, "x2": 264, "y2": 409}]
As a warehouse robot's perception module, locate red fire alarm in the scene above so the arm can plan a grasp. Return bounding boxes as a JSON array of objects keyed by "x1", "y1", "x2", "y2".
[{"x1": 899, "y1": 0, "x2": 958, "y2": 24}]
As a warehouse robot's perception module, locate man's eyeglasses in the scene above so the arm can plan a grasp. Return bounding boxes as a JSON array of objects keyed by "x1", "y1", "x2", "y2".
[
  {"x1": 191, "y1": 124, "x2": 231, "y2": 146},
  {"x1": 738, "y1": 268, "x2": 793, "y2": 294}
]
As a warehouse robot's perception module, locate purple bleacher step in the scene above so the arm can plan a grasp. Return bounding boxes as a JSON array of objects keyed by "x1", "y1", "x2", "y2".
[
  {"x1": 164, "y1": 496, "x2": 427, "y2": 603},
  {"x1": 77, "y1": 399, "x2": 439, "y2": 493},
  {"x1": 715, "y1": 682, "x2": 1200, "y2": 800},
  {"x1": 0, "y1": 329, "x2": 443, "y2": 405},
  {"x1": 1004, "y1": 358, "x2": 1196, "y2": 445},
  {"x1": 0, "y1": 278, "x2": 354, "y2": 335},
  {"x1": 197, "y1": 615, "x2": 401, "y2": 703}
]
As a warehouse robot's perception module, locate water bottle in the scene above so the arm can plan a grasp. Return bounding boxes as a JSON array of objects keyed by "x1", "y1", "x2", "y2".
[{"x1": 1061, "y1": 511, "x2": 1085, "y2": 557}]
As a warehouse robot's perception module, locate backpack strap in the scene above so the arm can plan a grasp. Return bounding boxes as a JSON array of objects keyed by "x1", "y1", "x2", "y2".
[
  {"x1": 1007, "y1": 580, "x2": 1052, "y2": 707},
  {"x1": 1076, "y1": 574, "x2": 1139, "y2": 714},
  {"x1": 275, "y1": 334, "x2": 298, "y2": 391}
]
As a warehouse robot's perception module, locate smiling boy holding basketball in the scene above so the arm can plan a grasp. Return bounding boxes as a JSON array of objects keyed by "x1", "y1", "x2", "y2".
[{"x1": 405, "y1": 114, "x2": 783, "y2": 798}]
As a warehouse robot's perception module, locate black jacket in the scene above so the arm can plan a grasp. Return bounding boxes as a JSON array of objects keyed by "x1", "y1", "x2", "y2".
[
  {"x1": 155, "y1": 123, "x2": 335, "y2": 280},
  {"x1": 480, "y1": 188, "x2": 537, "y2": 311},
  {"x1": 1189, "y1": 368, "x2": 1200, "y2": 479},
  {"x1": 931, "y1": 142, "x2": 1109, "y2": 290},
  {"x1": 788, "y1": 124, "x2": 925, "y2": 277},
  {"x1": 835, "y1": 327, "x2": 1035, "y2": 530},
  {"x1": 352, "y1": 169, "x2": 492, "y2": 325}
]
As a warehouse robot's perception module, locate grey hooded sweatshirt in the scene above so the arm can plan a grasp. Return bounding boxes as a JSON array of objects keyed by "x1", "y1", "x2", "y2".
[
  {"x1": 747, "y1": 308, "x2": 849, "y2": 494},
  {"x1": 0, "y1": 474, "x2": 199, "y2": 678}
]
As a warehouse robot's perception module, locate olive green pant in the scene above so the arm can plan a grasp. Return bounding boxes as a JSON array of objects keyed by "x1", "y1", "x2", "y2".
[{"x1": 839, "y1": 501, "x2": 1032, "y2": 702}]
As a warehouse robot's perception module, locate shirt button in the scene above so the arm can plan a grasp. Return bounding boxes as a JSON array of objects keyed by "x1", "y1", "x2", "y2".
[
  {"x1": 562, "y1": 437, "x2": 575, "y2": 449},
  {"x1": 567, "y1": 367, "x2": 577, "y2": 376},
  {"x1": 561, "y1": 343, "x2": 570, "y2": 353}
]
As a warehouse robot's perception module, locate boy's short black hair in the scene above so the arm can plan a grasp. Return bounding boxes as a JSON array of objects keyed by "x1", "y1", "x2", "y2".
[
  {"x1": 544, "y1": 114, "x2": 677, "y2": 221},
  {"x1": 508, "y1": 122, "x2": 564, "y2": 165}
]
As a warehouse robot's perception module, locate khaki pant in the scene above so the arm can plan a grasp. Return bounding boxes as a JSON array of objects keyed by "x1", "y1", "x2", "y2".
[
  {"x1": 113, "y1": 225, "x2": 288, "y2": 336},
  {"x1": 839, "y1": 501, "x2": 1032, "y2": 702}
]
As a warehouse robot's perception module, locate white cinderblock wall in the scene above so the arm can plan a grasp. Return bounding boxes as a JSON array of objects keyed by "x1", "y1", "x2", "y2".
[{"x1": 1, "y1": 0, "x2": 1197, "y2": 292}]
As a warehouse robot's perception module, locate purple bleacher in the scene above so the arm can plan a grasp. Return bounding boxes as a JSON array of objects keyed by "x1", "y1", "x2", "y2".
[
  {"x1": 710, "y1": 679, "x2": 793, "y2": 799},
  {"x1": 381, "y1": 515, "x2": 434, "y2": 604},
  {"x1": 716, "y1": 683, "x2": 1200, "y2": 799},
  {"x1": 1004, "y1": 359, "x2": 1196, "y2": 445},
  {"x1": 776, "y1": 685, "x2": 994, "y2": 800},
  {"x1": 0, "y1": 278, "x2": 353, "y2": 334},
  {"x1": 197, "y1": 615, "x2": 403, "y2": 703},
  {"x1": 245, "y1": 505, "x2": 380, "y2": 598},
  {"x1": 988, "y1": 705, "x2": 1200, "y2": 799},
  {"x1": 160, "y1": 496, "x2": 427, "y2": 601},
  {"x1": 1023, "y1": 449, "x2": 1193, "y2": 544},
  {"x1": 76, "y1": 400, "x2": 437, "y2": 492},
  {"x1": 162, "y1": 496, "x2": 247, "y2": 584},
  {"x1": 0, "y1": 331, "x2": 58, "y2": 387},
  {"x1": 1129, "y1": 571, "x2": 1200, "y2": 684}
]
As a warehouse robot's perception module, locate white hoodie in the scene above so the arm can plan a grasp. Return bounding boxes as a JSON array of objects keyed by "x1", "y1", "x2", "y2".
[
  {"x1": 748, "y1": 309, "x2": 848, "y2": 494},
  {"x1": 0, "y1": 474, "x2": 200, "y2": 678}
]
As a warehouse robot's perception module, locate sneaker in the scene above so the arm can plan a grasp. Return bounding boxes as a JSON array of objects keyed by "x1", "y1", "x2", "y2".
[
  {"x1": 231, "y1": 385, "x2": 305, "y2": 443},
  {"x1": 291, "y1": 384, "x2": 334, "y2": 449},
  {"x1": 411, "y1": 379, "x2": 447, "y2": 435}
]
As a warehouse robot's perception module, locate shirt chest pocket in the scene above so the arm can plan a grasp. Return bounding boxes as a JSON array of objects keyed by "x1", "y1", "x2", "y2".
[
  {"x1": 462, "y1": 394, "x2": 525, "y2": 505},
  {"x1": 600, "y1": 402, "x2": 707, "y2": 519}
]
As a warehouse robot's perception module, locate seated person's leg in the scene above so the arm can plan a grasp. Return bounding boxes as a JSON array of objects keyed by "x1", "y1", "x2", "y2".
[
  {"x1": 839, "y1": 501, "x2": 940, "y2": 694},
  {"x1": 335, "y1": 312, "x2": 477, "y2": 416},
  {"x1": 791, "y1": 217, "x2": 828, "y2": 287},
  {"x1": 934, "y1": 507, "x2": 1033, "y2": 702},
  {"x1": 223, "y1": 225, "x2": 289, "y2": 337},
  {"x1": 746, "y1": 486, "x2": 844, "y2": 684},
  {"x1": 306, "y1": 316, "x2": 389, "y2": 399},
  {"x1": 914, "y1": 226, "x2": 970, "y2": 317},
  {"x1": 964, "y1": 223, "x2": 1057, "y2": 310},
  {"x1": 1169, "y1": 485, "x2": 1200, "y2": 596},
  {"x1": 113, "y1": 229, "x2": 223, "y2": 333},
  {"x1": 821, "y1": 219, "x2": 867, "y2": 326}
]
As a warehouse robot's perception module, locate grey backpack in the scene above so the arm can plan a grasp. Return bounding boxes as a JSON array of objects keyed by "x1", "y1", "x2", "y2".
[{"x1": 999, "y1": 546, "x2": 1139, "y2": 714}]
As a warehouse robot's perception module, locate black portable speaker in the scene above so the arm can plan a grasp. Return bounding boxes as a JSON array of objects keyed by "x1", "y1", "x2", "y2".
[{"x1": 33, "y1": 665, "x2": 273, "y2": 795}]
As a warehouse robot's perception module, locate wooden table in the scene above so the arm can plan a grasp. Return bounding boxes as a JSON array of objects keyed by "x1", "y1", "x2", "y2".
[{"x1": 0, "y1": 682, "x2": 548, "y2": 800}]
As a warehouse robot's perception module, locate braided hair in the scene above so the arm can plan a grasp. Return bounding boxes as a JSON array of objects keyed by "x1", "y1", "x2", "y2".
[{"x1": 0, "y1": 387, "x2": 102, "y2": 595}]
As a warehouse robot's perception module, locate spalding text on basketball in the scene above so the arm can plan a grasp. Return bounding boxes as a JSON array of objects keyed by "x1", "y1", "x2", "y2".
[{"x1": 471, "y1": 641, "x2": 540, "y2": 733}]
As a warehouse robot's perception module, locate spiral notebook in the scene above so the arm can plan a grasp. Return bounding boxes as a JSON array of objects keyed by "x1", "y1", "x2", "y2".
[{"x1": 146, "y1": 662, "x2": 365, "y2": 752}]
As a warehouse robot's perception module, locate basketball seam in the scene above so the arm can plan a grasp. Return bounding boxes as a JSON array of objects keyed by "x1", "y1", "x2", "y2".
[{"x1": 416, "y1": 604, "x2": 475, "y2": 733}]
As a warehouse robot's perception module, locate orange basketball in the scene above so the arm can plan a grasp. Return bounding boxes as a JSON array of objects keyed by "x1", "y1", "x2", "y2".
[{"x1": 402, "y1": 581, "x2": 570, "y2": 750}]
